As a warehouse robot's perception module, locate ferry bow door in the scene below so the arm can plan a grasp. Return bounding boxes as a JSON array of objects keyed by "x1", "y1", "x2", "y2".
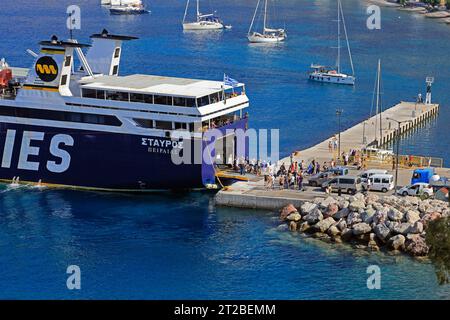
[{"x1": 214, "y1": 131, "x2": 236, "y2": 170}]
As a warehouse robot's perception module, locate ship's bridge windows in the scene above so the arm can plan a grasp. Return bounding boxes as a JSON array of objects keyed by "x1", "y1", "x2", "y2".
[
  {"x1": 130, "y1": 93, "x2": 145, "y2": 103},
  {"x1": 154, "y1": 95, "x2": 172, "y2": 106},
  {"x1": 197, "y1": 96, "x2": 210, "y2": 107},
  {"x1": 173, "y1": 97, "x2": 186, "y2": 107},
  {"x1": 82, "y1": 89, "x2": 97, "y2": 99},
  {"x1": 155, "y1": 120, "x2": 173, "y2": 130},
  {"x1": 209, "y1": 92, "x2": 221, "y2": 104}
]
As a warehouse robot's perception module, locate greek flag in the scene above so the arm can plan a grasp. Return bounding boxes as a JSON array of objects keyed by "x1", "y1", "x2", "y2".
[{"x1": 224, "y1": 74, "x2": 239, "y2": 87}]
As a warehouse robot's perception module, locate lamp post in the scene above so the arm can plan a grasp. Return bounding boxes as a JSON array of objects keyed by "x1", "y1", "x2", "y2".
[
  {"x1": 362, "y1": 120, "x2": 367, "y2": 145},
  {"x1": 336, "y1": 109, "x2": 343, "y2": 164},
  {"x1": 387, "y1": 117, "x2": 413, "y2": 190}
]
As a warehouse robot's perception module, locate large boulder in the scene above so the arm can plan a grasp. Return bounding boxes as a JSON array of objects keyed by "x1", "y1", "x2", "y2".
[
  {"x1": 300, "y1": 202, "x2": 318, "y2": 216},
  {"x1": 365, "y1": 194, "x2": 379, "y2": 205},
  {"x1": 280, "y1": 204, "x2": 298, "y2": 220},
  {"x1": 388, "y1": 208, "x2": 404, "y2": 221},
  {"x1": 349, "y1": 200, "x2": 366, "y2": 212},
  {"x1": 320, "y1": 196, "x2": 337, "y2": 209},
  {"x1": 405, "y1": 210, "x2": 421, "y2": 224},
  {"x1": 346, "y1": 212, "x2": 362, "y2": 226},
  {"x1": 336, "y1": 219, "x2": 347, "y2": 232},
  {"x1": 368, "y1": 233, "x2": 380, "y2": 251},
  {"x1": 328, "y1": 225, "x2": 341, "y2": 237},
  {"x1": 361, "y1": 208, "x2": 376, "y2": 224},
  {"x1": 289, "y1": 221, "x2": 298, "y2": 231},
  {"x1": 405, "y1": 221, "x2": 424, "y2": 234},
  {"x1": 335, "y1": 208, "x2": 350, "y2": 220},
  {"x1": 304, "y1": 208, "x2": 323, "y2": 224},
  {"x1": 352, "y1": 222, "x2": 372, "y2": 236},
  {"x1": 405, "y1": 235, "x2": 429, "y2": 256},
  {"x1": 373, "y1": 207, "x2": 389, "y2": 225},
  {"x1": 392, "y1": 222, "x2": 412, "y2": 235},
  {"x1": 374, "y1": 223, "x2": 391, "y2": 242},
  {"x1": 298, "y1": 221, "x2": 311, "y2": 233},
  {"x1": 286, "y1": 212, "x2": 302, "y2": 222},
  {"x1": 421, "y1": 212, "x2": 441, "y2": 227},
  {"x1": 324, "y1": 203, "x2": 339, "y2": 218},
  {"x1": 313, "y1": 217, "x2": 336, "y2": 233},
  {"x1": 389, "y1": 234, "x2": 406, "y2": 251},
  {"x1": 338, "y1": 200, "x2": 350, "y2": 210}
]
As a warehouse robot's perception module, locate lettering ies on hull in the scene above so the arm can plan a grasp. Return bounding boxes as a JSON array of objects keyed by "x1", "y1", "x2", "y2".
[{"x1": 1, "y1": 129, "x2": 74, "y2": 174}]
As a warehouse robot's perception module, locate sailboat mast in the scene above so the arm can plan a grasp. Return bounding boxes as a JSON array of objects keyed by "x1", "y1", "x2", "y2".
[
  {"x1": 196, "y1": 0, "x2": 200, "y2": 20},
  {"x1": 340, "y1": 0, "x2": 355, "y2": 77},
  {"x1": 378, "y1": 60, "x2": 383, "y2": 142},
  {"x1": 183, "y1": 0, "x2": 190, "y2": 24},
  {"x1": 337, "y1": 0, "x2": 341, "y2": 74},
  {"x1": 375, "y1": 59, "x2": 382, "y2": 145},
  {"x1": 263, "y1": 0, "x2": 268, "y2": 33},
  {"x1": 249, "y1": 0, "x2": 261, "y2": 35}
]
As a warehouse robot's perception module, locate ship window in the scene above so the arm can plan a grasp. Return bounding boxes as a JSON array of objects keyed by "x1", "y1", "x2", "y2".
[
  {"x1": 133, "y1": 118, "x2": 154, "y2": 128},
  {"x1": 130, "y1": 93, "x2": 145, "y2": 103},
  {"x1": 144, "y1": 95, "x2": 153, "y2": 104},
  {"x1": 209, "y1": 92, "x2": 220, "y2": 104},
  {"x1": 97, "y1": 90, "x2": 105, "y2": 99},
  {"x1": 197, "y1": 96, "x2": 209, "y2": 107},
  {"x1": 154, "y1": 95, "x2": 171, "y2": 105},
  {"x1": 112, "y1": 65, "x2": 119, "y2": 75},
  {"x1": 174, "y1": 122, "x2": 188, "y2": 130},
  {"x1": 0, "y1": 106, "x2": 122, "y2": 126},
  {"x1": 155, "y1": 121, "x2": 172, "y2": 130},
  {"x1": 60, "y1": 75, "x2": 68, "y2": 86},
  {"x1": 114, "y1": 47, "x2": 121, "y2": 58},
  {"x1": 82, "y1": 89, "x2": 97, "y2": 99},
  {"x1": 173, "y1": 97, "x2": 187, "y2": 107},
  {"x1": 186, "y1": 98, "x2": 196, "y2": 107},
  {"x1": 64, "y1": 55, "x2": 72, "y2": 67}
]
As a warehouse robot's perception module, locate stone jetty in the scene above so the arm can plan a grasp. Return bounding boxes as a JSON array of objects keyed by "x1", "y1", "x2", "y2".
[{"x1": 280, "y1": 194, "x2": 449, "y2": 256}]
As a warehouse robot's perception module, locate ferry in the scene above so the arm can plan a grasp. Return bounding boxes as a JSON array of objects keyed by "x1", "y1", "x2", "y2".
[{"x1": 0, "y1": 30, "x2": 249, "y2": 191}]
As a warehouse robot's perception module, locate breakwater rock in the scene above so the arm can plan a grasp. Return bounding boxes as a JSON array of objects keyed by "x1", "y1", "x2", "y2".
[{"x1": 280, "y1": 193, "x2": 449, "y2": 257}]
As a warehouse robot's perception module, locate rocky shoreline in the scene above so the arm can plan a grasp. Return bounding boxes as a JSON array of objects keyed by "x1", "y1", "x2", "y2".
[{"x1": 280, "y1": 194, "x2": 449, "y2": 257}]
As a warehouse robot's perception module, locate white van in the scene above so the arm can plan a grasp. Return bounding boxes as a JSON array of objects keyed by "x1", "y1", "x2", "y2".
[
  {"x1": 360, "y1": 169, "x2": 388, "y2": 183},
  {"x1": 362, "y1": 174, "x2": 394, "y2": 193}
]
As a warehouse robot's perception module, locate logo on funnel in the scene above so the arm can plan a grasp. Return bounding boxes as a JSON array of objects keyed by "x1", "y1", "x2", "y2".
[{"x1": 35, "y1": 56, "x2": 58, "y2": 82}]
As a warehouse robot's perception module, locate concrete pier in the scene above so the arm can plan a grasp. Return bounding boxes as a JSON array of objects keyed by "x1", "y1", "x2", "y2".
[
  {"x1": 284, "y1": 101, "x2": 439, "y2": 165},
  {"x1": 215, "y1": 101, "x2": 445, "y2": 211}
]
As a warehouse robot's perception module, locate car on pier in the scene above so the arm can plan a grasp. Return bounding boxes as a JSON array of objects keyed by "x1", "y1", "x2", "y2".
[
  {"x1": 308, "y1": 172, "x2": 332, "y2": 187},
  {"x1": 397, "y1": 182, "x2": 433, "y2": 198},
  {"x1": 321, "y1": 175, "x2": 362, "y2": 195}
]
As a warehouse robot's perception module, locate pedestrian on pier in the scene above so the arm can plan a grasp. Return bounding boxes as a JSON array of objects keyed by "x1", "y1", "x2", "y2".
[
  {"x1": 297, "y1": 171, "x2": 304, "y2": 191},
  {"x1": 328, "y1": 140, "x2": 333, "y2": 153},
  {"x1": 316, "y1": 162, "x2": 321, "y2": 174}
]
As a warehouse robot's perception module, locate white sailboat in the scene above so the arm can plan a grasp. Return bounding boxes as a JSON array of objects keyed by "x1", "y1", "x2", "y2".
[
  {"x1": 309, "y1": 0, "x2": 355, "y2": 85},
  {"x1": 248, "y1": 0, "x2": 286, "y2": 43},
  {"x1": 182, "y1": 0, "x2": 226, "y2": 30}
]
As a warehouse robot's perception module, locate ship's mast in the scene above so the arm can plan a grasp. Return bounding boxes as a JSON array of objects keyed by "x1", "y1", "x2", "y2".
[
  {"x1": 263, "y1": 0, "x2": 268, "y2": 32},
  {"x1": 337, "y1": 0, "x2": 341, "y2": 74}
]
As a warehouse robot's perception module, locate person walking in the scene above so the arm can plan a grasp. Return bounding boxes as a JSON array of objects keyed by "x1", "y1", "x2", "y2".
[{"x1": 297, "y1": 171, "x2": 303, "y2": 191}]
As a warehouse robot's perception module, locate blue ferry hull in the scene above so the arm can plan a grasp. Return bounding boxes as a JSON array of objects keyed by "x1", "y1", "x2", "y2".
[{"x1": 0, "y1": 117, "x2": 248, "y2": 190}]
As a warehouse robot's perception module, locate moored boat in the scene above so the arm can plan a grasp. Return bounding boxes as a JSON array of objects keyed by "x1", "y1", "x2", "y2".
[
  {"x1": 0, "y1": 30, "x2": 250, "y2": 191},
  {"x1": 182, "y1": 0, "x2": 226, "y2": 30},
  {"x1": 247, "y1": 0, "x2": 286, "y2": 43},
  {"x1": 309, "y1": 0, "x2": 355, "y2": 85}
]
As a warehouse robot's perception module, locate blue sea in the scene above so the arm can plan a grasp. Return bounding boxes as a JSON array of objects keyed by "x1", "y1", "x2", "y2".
[{"x1": 0, "y1": 0, "x2": 449, "y2": 299}]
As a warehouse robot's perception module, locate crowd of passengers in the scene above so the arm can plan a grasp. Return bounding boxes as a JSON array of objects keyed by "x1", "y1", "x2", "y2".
[{"x1": 229, "y1": 152, "x2": 367, "y2": 191}]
